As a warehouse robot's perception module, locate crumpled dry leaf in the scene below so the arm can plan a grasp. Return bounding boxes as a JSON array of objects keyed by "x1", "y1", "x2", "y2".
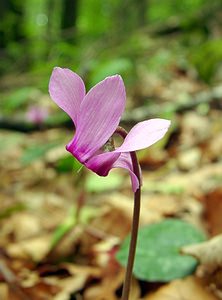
[
  {"x1": 103, "y1": 193, "x2": 204, "y2": 231},
  {"x1": 144, "y1": 162, "x2": 222, "y2": 197},
  {"x1": 6, "y1": 234, "x2": 51, "y2": 261},
  {"x1": 182, "y1": 235, "x2": 222, "y2": 298},
  {"x1": 177, "y1": 147, "x2": 202, "y2": 171},
  {"x1": 0, "y1": 283, "x2": 8, "y2": 300},
  {"x1": 143, "y1": 276, "x2": 217, "y2": 300},
  {"x1": 201, "y1": 188, "x2": 222, "y2": 236},
  {"x1": 0, "y1": 257, "x2": 60, "y2": 300},
  {"x1": 181, "y1": 234, "x2": 222, "y2": 272},
  {"x1": 92, "y1": 236, "x2": 120, "y2": 268},
  {"x1": 90, "y1": 196, "x2": 132, "y2": 238},
  {"x1": 84, "y1": 269, "x2": 140, "y2": 300},
  {"x1": 6, "y1": 213, "x2": 42, "y2": 241},
  {"x1": 180, "y1": 112, "x2": 211, "y2": 147},
  {"x1": 207, "y1": 133, "x2": 222, "y2": 162},
  {"x1": 53, "y1": 264, "x2": 101, "y2": 300}
]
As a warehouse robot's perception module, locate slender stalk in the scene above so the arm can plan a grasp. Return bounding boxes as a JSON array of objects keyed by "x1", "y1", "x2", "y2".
[
  {"x1": 121, "y1": 183, "x2": 141, "y2": 300},
  {"x1": 115, "y1": 127, "x2": 141, "y2": 300}
]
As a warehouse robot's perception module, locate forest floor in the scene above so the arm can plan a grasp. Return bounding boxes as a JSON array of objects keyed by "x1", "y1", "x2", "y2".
[{"x1": 0, "y1": 65, "x2": 222, "y2": 300}]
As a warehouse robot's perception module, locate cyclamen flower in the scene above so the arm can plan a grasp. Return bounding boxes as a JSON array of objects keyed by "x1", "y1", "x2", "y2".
[
  {"x1": 26, "y1": 105, "x2": 48, "y2": 124},
  {"x1": 49, "y1": 67, "x2": 170, "y2": 192}
]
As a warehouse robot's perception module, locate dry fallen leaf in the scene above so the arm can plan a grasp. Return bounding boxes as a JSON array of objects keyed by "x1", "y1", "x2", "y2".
[
  {"x1": 181, "y1": 234, "x2": 222, "y2": 272},
  {"x1": 84, "y1": 269, "x2": 140, "y2": 300},
  {"x1": 6, "y1": 234, "x2": 51, "y2": 261},
  {"x1": 143, "y1": 276, "x2": 218, "y2": 300},
  {"x1": 7, "y1": 213, "x2": 42, "y2": 241},
  {"x1": 202, "y1": 188, "x2": 222, "y2": 236},
  {"x1": 182, "y1": 235, "x2": 222, "y2": 298},
  {"x1": 0, "y1": 283, "x2": 8, "y2": 300},
  {"x1": 53, "y1": 264, "x2": 101, "y2": 300}
]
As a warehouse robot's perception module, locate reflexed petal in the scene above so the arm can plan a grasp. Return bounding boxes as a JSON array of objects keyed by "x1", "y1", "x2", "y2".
[
  {"x1": 114, "y1": 119, "x2": 171, "y2": 153},
  {"x1": 112, "y1": 152, "x2": 140, "y2": 192},
  {"x1": 49, "y1": 67, "x2": 85, "y2": 125},
  {"x1": 85, "y1": 151, "x2": 139, "y2": 192},
  {"x1": 71, "y1": 75, "x2": 126, "y2": 162},
  {"x1": 85, "y1": 151, "x2": 120, "y2": 176}
]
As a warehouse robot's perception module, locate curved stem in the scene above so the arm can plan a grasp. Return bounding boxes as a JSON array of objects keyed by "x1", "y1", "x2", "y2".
[
  {"x1": 115, "y1": 127, "x2": 141, "y2": 300},
  {"x1": 122, "y1": 183, "x2": 141, "y2": 300}
]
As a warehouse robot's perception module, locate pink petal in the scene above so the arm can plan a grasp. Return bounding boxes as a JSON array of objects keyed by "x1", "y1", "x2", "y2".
[
  {"x1": 69, "y1": 75, "x2": 126, "y2": 162},
  {"x1": 112, "y1": 153, "x2": 140, "y2": 192},
  {"x1": 85, "y1": 151, "x2": 139, "y2": 192},
  {"x1": 85, "y1": 152, "x2": 120, "y2": 176},
  {"x1": 115, "y1": 119, "x2": 171, "y2": 153},
  {"x1": 49, "y1": 67, "x2": 85, "y2": 125}
]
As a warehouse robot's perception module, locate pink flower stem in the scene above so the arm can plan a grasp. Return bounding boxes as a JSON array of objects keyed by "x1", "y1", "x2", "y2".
[{"x1": 115, "y1": 126, "x2": 141, "y2": 300}]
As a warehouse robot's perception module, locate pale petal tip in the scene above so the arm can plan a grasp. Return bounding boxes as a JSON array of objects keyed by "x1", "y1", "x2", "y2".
[
  {"x1": 104, "y1": 74, "x2": 123, "y2": 82},
  {"x1": 165, "y1": 119, "x2": 171, "y2": 127},
  {"x1": 156, "y1": 118, "x2": 171, "y2": 129},
  {"x1": 52, "y1": 66, "x2": 72, "y2": 73},
  {"x1": 52, "y1": 66, "x2": 60, "y2": 72},
  {"x1": 155, "y1": 118, "x2": 171, "y2": 135},
  {"x1": 50, "y1": 67, "x2": 63, "y2": 79},
  {"x1": 113, "y1": 74, "x2": 122, "y2": 79},
  {"x1": 166, "y1": 120, "x2": 171, "y2": 131}
]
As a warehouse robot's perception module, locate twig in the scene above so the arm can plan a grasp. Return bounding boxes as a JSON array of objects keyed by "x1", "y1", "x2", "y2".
[
  {"x1": 1, "y1": 86, "x2": 221, "y2": 132},
  {"x1": 0, "y1": 259, "x2": 31, "y2": 300}
]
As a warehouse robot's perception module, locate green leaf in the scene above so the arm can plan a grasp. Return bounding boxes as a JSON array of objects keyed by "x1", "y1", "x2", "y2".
[
  {"x1": 50, "y1": 205, "x2": 98, "y2": 249},
  {"x1": 56, "y1": 155, "x2": 82, "y2": 173},
  {"x1": 1, "y1": 87, "x2": 38, "y2": 113},
  {"x1": 90, "y1": 58, "x2": 133, "y2": 86},
  {"x1": 116, "y1": 219, "x2": 206, "y2": 282},
  {"x1": 51, "y1": 208, "x2": 76, "y2": 249},
  {"x1": 190, "y1": 39, "x2": 222, "y2": 82},
  {"x1": 0, "y1": 203, "x2": 26, "y2": 219},
  {"x1": 21, "y1": 142, "x2": 59, "y2": 165},
  {"x1": 86, "y1": 171, "x2": 123, "y2": 193}
]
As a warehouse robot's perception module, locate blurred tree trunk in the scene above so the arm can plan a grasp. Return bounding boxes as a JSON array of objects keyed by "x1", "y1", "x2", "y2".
[
  {"x1": 9, "y1": 0, "x2": 24, "y2": 42},
  {"x1": 138, "y1": 0, "x2": 147, "y2": 26},
  {"x1": 47, "y1": 0, "x2": 61, "y2": 43},
  {"x1": 0, "y1": 0, "x2": 25, "y2": 48},
  {"x1": 61, "y1": 0, "x2": 79, "y2": 42},
  {"x1": 116, "y1": 0, "x2": 147, "y2": 34},
  {"x1": 0, "y1": 0, "x2": 8, "y2": 47}
]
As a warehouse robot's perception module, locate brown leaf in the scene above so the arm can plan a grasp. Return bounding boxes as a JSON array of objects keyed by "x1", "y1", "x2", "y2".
[
  {"x1": 6, "y1": 234, "x2": 51, "y2": 262},
  {"x1": 0, "y1": 283, "x2": 8, "y2": 300},
  {"x1": 181, "y1": 234, "x2": 222, "y2": 272},
  {"x1": 143, "y1": 276, "x2": 217, "y2": 300},
  {"x1": 84, "y1": 269, "x2": 140, "y2": 300},
  {"x1": 202, "y1": 188, "x2": 222, "y2": 236}
]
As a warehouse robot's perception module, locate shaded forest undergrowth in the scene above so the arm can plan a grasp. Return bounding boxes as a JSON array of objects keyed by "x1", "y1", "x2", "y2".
[{"x1": 0, "y1": 66, "x2": 222, "y2": 299}]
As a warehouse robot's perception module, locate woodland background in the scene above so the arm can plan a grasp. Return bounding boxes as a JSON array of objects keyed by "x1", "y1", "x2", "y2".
[{"x1": 0, "y1": 0, "x2": 222, "y2": 299}]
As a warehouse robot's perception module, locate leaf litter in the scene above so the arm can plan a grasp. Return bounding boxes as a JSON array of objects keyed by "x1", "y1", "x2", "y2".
[{"x1": 0, "y1": 75, "x2": 222, "y2": 299}]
